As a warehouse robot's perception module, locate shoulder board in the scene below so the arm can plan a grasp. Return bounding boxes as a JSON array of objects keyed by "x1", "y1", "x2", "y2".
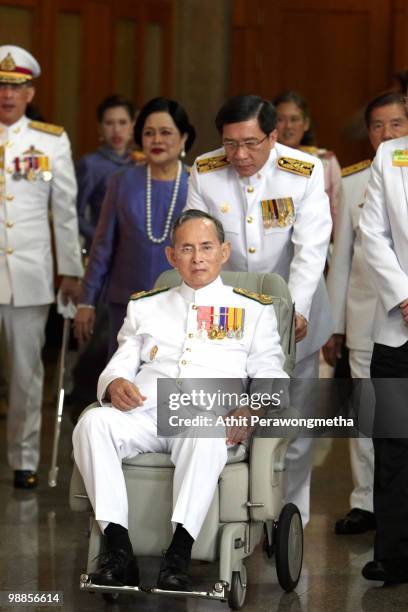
[
  {"x1": 277, "y1": 156, "x2": 314, "y2": 177},
  {"x1": 130, "y1": 286, "x2": 170, "y2": 301},
  {"x1": 341, "y1": 159, "x2": 371, "y2": 177},
  {"x1": 196, "y1": 154, "x2": 229, "y2": 174},
  {"x1": 233, "y1": 287, "x2": 273, "y2": 305},
  {"x1": 29, "y1": 120, "x2": 64, "y2": 136}
]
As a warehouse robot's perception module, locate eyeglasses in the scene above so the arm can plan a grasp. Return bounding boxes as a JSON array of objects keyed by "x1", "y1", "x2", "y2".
[
  {"x1": 175, "y1": 244, "x2": 217, "y2": 257},
  {"x1": 222, "y1": 135, "x2": 268, "y2": 152}
]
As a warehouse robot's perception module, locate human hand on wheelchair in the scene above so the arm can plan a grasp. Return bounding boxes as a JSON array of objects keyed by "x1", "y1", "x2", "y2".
[
  {"x1": 226, "y1": 406, "x2": 256, "y2": 446},
  {"x1": 107, "y1": 377, "x2": 147, "y2": 411},
  {"x1": 295, "y1": 313, "x2": 308, "y2": 342}
]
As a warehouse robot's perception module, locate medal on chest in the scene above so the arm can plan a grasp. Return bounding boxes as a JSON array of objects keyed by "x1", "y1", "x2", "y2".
[
  {"x1": 260, "y1": 197, "x2": 295, "y2": 228},
  {"x1": 13, "y1": 146, "x2": 52, "y2": 181},
  {"x1": 196, "y1": 306, "x2": 245, "y2": 340}
]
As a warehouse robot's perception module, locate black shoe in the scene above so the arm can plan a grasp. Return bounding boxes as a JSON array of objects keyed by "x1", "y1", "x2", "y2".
[
  {"x1": 157, "y1": 553, "x2": 192, "y2": 591},
  {"x1": 335, "y1": 508, "x2": 376, "y2": 535},
  {"x1": 362, "y1": 560, "x2": 408, "y2": 584},
  {"x1": 89, "y1": 548, "x2": 139, "y2": 587},
  {"x1": 362, "y1": 560, "x2": 387, "y2": 581},
  {"x1": 14, "y1": 470, "x2": 38, "y2": 489}
]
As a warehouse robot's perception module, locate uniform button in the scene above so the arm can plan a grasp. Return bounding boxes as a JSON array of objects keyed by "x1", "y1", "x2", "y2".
[
  {"x1": 247, "y1": 216, "x2": 253, "y2": 223},
  {"x1": 6, "y1": 194, "x2": 14, "y2": 201},
  {"x1": 247, "y1": 186, "x2": 254, "y2": 193},
  {"x1": 6, "y1": 247, "x2": 13, "y2": 254},
  {"x1": 6, "y1": 167, "x2": 13, "y2": 174},
  {"x1": 192, "y1": 305, "x2": 198, "y2": 310},
  {"x1": 188, "y1": 333, "x2": 194, "y2": 338},
  {"x1": 13, "y1": 127, "x2": 21, "y2": 134},
  {"x1": 6, "y1": 221, "x2": 14, "y2": 228},
  {"x1": 5, "y1": 141, "x2": 13, "y2": 148},
  {"x1": 185, "y1": 348, "x2": 191, "y2": 352},
  {"x1": 181, "y1": 360, "x2": 187, "y2": 365},
  {"x1": 249, "y1": 247, "x2": 256, "y2": 254}
]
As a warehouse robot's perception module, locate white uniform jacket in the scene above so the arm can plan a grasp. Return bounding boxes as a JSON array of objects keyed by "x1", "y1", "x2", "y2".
[
  {"x1": 300, "y1": 146, "x2": 342, "y2": 226},
  {"x1": 186, "y1": 144, "x2": 333, "y2": 361},
  {"x1": 97, "y1": 277, "x2": 288, "y2": 409},
  {"x1": 0, "y1": 115, "x2": 83, "y2": 306},
  {"x1": 327, "y1": 164, "x2": 376, "y2": 351},
  {"x1": 360, "y1": 136, "x2": 408, "y2": 347}
]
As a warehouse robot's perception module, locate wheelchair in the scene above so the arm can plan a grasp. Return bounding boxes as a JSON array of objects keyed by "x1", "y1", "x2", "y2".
[{"x1": 70, "y1": 271, "x2": 302, "y2": 609}]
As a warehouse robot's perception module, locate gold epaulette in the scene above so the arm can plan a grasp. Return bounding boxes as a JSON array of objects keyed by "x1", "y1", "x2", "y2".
[
  {"x1": 277, "y1": 156, "x2": 314, "y2": 177},
  {"x1": 29, "y1": 120, "x2": 64, "y2": 136},
  {"x1": 130, "y1": 286, "x2": 170, "y2": 301},
  {"x1": 233, "y1": 287, "x2": 273, "y2": 305},
  {"x1": 196, "y1": 154, "x2": 229, "y2": 174},
  {"x1": 341, "y1": 159, "x2": 371, "y2": 177}
]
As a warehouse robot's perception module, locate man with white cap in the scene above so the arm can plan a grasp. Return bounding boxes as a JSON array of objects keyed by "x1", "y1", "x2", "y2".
[{"x1": 0, "y1": 45, "x2": 83, "y2": 488}]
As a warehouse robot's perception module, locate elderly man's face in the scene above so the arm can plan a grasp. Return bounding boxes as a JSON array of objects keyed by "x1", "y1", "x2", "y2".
[
  {"x1": 222, "y1": 117, "x2": 277, "y2": 177},
  {"x1": 0, "y1": 82, "x2": 35, "y2": 126},
  {"x1": 165, "y1": 218, "x2": 230, "y2": 290},
  {"x1": 367, "y1": 102, "x2": 408, "y2": 152}
]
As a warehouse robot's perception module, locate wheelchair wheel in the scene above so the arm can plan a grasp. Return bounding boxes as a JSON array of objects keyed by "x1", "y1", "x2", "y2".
[
  {"x1": 227, "y1": 565, "x2": 247, "y2": 610},
  {"x1": 275, "y1": 503, "x2": 303, "y2": 592}
]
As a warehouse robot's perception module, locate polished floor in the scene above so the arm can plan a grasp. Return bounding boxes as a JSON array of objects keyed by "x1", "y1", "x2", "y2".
[{"x1": 1, "y1": 358, "x2": 408, "y2": 611}]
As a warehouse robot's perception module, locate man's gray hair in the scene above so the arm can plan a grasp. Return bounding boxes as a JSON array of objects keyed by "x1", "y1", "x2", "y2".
[{"x1": 171, "y1": 210, "x2": 225, "y2": 244}]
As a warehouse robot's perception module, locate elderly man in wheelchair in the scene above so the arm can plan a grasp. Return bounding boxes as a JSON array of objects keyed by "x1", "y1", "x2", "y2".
[{"x1": 72, "y1": 209, "x2": 297, "y2": 604}]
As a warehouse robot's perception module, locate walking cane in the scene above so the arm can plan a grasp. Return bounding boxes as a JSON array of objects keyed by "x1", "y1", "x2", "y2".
[{"x1": 48, "y1": 315, "x2": 70, "y2": 487}]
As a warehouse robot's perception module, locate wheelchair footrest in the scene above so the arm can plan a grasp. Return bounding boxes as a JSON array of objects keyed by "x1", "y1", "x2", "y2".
[{"x1": 80, "y1": 574, "x2": 228, "y2": 601}]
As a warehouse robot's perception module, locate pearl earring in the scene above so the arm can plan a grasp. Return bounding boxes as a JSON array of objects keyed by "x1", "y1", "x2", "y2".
[{"x1": 180, "y1": 148, "x2": 186, "y2": 159}]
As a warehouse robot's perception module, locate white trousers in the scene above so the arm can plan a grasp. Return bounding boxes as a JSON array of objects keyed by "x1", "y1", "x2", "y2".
[
  {"x1": 0, "y1": 304, "x2": 49, "y2": 470},
  {"x1": 73, "y1": 406, "x2": 228, "y2": 540},
  {"x1": 283, "y1": 350, "x2": 319, "y2": 526},
  {"x1": 348, "y1": 348, "x2": 374, "y2": 513}
]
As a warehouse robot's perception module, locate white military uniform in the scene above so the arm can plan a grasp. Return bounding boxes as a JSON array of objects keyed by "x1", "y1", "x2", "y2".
[
  {"x1": 327, "y1": 160, "x2": 375, "y2": 512},
  {"x1": 73, "y1": 277, "x2": 287, "y2": 539},
  {"x1": 0, "y1": 115, "x2": 83, "y2": 470},
  {"x1": 360, "y1": 136, "x2": 408, "y2": 347},
  {"x1": 186, "y1": 144, "x2": 333, "y2": 524},
  {"x1": 300, "y1": 146, "x2": 342, "y2": 227}
]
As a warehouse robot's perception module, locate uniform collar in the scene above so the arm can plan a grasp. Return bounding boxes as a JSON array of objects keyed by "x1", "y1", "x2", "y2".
[
  {"x1": 179, "y1": 276, "x2": 224, "y2": 303},
  {"x1": 0, "y1": 114, "x2": 28, "y2": 135},
  {"x1": 239, "y1": 147, "x2": 277, "y2": 187}
]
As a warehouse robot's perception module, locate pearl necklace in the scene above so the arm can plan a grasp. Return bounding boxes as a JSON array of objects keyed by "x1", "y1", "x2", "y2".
[{"x1": 146, "y1": 161, "x2": 182, "y2": 244}]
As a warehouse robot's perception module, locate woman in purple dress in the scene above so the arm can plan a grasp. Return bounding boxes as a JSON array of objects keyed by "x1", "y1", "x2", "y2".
[
  {"x1": 76, "y1": 94, "x2": 136, "y2": 252},
  {"x1": 74, "y1": 97, "x2": 195, "y2": 356}
]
